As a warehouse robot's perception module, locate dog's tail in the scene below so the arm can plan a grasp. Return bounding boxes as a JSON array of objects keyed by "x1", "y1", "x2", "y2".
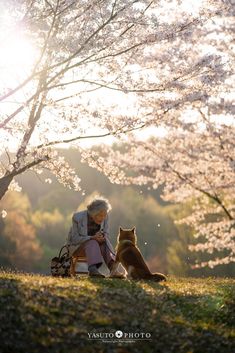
[{"x1": 148, "y1": 272, "x2": 167, "y2": 282}]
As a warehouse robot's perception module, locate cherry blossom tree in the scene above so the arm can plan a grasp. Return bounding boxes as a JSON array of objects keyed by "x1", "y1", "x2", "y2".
[
  {"x1": 0, "y1": 0, "x2": 226, "y2": 201},
  {"x1": 83, "y1": 117, "x2": 235, "y2": 268},
  {"x1": 80, "y1": 0, "x2": 235, "y2": 267}
]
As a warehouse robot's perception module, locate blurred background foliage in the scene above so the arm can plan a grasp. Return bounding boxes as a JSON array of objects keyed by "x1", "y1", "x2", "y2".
[{"x1": 0, "y1": 148, "x2": 234, "y2": 277}]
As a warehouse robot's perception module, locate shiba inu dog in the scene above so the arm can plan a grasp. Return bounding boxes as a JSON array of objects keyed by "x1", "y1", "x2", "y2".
[{"x1": 115, "y1": 227, "x2": 166, "y2": 282}]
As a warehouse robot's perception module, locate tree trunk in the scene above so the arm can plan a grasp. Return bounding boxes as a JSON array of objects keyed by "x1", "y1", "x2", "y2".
[{"x1": 0, "y1": 174, "x2": 14, "y2": 201}]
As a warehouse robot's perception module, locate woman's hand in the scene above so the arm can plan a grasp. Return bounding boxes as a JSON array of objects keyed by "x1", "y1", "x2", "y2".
[{"x1": 93, "y1": 232, "x2": 105, "y2": 244}]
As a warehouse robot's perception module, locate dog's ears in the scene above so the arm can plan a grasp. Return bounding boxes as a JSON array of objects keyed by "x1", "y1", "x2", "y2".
[{"x1": 119, "y1": 226, "x2": 135, "y2": 233}]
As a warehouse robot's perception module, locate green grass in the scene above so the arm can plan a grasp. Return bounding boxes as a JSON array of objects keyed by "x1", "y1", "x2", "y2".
[{"x1": 0, "y1": 271, "x2": 234, "y2": 353}]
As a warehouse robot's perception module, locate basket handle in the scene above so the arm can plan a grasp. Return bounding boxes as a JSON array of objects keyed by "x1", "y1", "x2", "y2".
[{"x1": 59, "y1": 245, "x2": 69, "y2": 258}]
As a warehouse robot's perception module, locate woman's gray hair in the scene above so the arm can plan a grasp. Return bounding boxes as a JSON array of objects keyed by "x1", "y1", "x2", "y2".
[{"x1": 87, "y1": 196, "x2": 112, "y2": 216}]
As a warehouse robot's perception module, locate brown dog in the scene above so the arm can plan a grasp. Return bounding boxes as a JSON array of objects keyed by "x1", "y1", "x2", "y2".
[{"x1": 115, "y1": 227, "x2": 166, "y2": 282}]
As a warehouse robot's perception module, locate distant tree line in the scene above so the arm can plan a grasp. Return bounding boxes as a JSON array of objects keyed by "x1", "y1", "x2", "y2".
[{"x1": 0, "y1": 149, "x2": 234, "y2": 277}]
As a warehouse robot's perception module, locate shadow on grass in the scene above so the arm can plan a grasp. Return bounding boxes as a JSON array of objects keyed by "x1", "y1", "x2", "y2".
[
  {"x1": 0, "y1": 277, "x2": 33, "y2": 353},
  {"x1": 0, "y1": 275, "x2": 234, "y2": 353}
]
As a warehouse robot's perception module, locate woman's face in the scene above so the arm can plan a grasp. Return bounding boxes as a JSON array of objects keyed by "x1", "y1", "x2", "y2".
[{"x1": 91, "y1": 210, "x2": 107, "y2": 224}]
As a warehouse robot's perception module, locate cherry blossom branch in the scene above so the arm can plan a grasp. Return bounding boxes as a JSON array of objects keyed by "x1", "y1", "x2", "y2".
[
  {"x1": 35, "y1": 122, "x2": 147, "y2": 149},
  {"x1": 139, "y1": 142, "x2": 234, "y2": 221}
]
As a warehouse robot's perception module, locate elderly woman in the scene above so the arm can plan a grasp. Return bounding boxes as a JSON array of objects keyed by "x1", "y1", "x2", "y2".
[{"x1": 67, "y1": 196, "x2": 123, "y2": 278}]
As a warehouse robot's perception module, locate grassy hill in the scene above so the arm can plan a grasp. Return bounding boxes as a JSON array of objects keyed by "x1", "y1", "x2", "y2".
[{"x1": 0, "y1": 271, "x2": 234, "y2": 353}]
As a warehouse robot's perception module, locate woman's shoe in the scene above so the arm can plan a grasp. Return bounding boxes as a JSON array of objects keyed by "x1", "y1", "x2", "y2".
[
  {"x1": 88, "y1": 265, "x2": 105, "y2": 278},
  {"x1": 89, "y1": 271, "x2": 105, "y2": 278}
]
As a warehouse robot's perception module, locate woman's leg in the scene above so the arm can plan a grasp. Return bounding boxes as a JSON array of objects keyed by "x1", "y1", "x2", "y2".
[
  {"x1": 99, "y1": 241, "x2": 125, "y2": 278},
  {"x1": 83, "y1": 239, "x2": 103, "y2": 268},
  {"x1": 99, "y1": 241, "x2": 116, "y2": 269}
]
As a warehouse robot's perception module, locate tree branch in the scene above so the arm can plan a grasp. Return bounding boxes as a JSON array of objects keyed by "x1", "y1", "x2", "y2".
[{"x1": 35, "y1": 122, "x2": 147, "y2": 149}]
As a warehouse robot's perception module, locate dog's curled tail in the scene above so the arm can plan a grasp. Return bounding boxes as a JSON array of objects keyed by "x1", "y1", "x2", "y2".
[{"x1": 151, "y1": 272, "x2": 167, "y2": 282}]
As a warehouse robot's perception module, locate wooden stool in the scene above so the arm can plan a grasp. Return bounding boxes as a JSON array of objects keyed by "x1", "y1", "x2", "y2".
[{"x1": 70, "y1": 249, "x2": 88, "y2": 276}]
